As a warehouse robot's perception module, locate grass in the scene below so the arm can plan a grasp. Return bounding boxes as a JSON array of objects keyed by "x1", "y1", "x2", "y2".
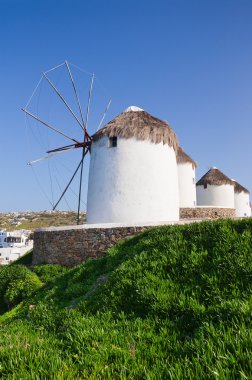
[{"x1": 0, "y1": 218, "x2": 251, "y2": 379}]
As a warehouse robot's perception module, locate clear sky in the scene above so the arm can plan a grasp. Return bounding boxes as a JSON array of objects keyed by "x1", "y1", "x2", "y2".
[{"x1": 1, "y1": 0, "x2": 252, "y2": 212}]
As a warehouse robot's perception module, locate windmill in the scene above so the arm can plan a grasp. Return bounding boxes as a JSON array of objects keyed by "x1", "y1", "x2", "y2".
[{"x1": 22, "y1": 61, "x2": 111, "y2": 224}]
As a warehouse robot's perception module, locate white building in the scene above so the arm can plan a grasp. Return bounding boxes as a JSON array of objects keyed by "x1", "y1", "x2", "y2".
[
  {"x1": 87, "y1": 106, "x2": 180, "y2": 224},
  {"x1": 0, "y1": 230, "x2": 33, "y2": 265},
  {"x1": 196, "y1": 167, "x2": 235, "y2": 208},
  {"x1": 176, "y1": 147, "x2": 197, "y2": 207},
  {"x1": 0, "y1": 231, "x2": 7, "y2": 248},
  {"x1": 232, "y1": 180, "x2": 251, "y2": 217},
  {"x1": 6, "y1": 230, "x2": 30, "y2": 247}
]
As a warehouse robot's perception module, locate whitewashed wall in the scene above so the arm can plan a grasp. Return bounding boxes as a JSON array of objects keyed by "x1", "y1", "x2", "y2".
[
  {"x1": 196, "y1": 184, "x2": 235, "y2": 208},
  {"x1": 0, "y1": 248, "x2": 20, "y2": 265},
  {"x1": 0, "y1": 243, "x2": 33, "y2": 265},
  {"x1": 0, "y1": 232, "x2": 7, "y2": 248},
  {"x1": 87, "y1": 136, "x2": 179, "y2": 224},
  {"x1": 177, "y1": 163, "x2": 196, "y2": 207},
  {"x1": 234, "y1": 192, "x2": 251, "y2": 217}
]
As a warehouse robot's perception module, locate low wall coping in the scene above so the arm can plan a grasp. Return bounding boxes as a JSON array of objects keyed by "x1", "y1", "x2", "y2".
[
  {"x1": 193, "y1": 206, "x2": 234, "y2": 209},
  {"x1": 36, "y1": 220, "x2": 180, "y2": 232}
]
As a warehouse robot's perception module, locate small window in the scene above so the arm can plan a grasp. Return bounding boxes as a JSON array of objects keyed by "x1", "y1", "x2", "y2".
[
  {"x1": 192, "y1": 177, "x2": 195, "y2": 184},
  {"x1": 204, "y1": 183, "x2": 207, "y2": 189},
  {"x1": 109, "y1": 136, "x2": 117, "y2": 148}
]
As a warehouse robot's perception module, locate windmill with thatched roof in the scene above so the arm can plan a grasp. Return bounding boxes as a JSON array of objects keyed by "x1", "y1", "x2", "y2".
[
  {"x1": 176, "y1": 147, "x2": 197, "y2": 208},
  {"x1": 196, "y1": 167, "x2": 235, "y2": 208},
  {"x1": 86, "y1": 106, "x2": 179, "y2": 224},
  {"x1": 232, "y1": 180, "x2": 251, "y2": 217}
]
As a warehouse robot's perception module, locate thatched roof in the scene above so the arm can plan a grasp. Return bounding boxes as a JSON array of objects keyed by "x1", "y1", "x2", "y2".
[
  {"x1": 232, "y1": 180, "x2": 250, "y2": 194},
  {"x1": 176, "y1": 146, "x2": 197, "y2": 169},
  {"x1": 196, "y1": 167, "x2": 234, "y2": 187},
  {"x1": 92, "y1": 106, "x2": 178, "y2": 150}
]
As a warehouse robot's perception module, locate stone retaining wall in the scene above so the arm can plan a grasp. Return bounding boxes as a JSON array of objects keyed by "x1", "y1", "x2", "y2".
[
  {"x1": 180, "y1": 207, "x2": 235, "y2": 220},
  {"x1": 33, "y1": 224, "x2": 155, "y2": 266},
  {"x1": 33, "y1": 207, "x2": 235, "y2": 266}
]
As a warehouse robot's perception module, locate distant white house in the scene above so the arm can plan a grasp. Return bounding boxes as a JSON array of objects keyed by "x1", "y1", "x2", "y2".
[
  {"x1": 0, "y1": 230, "x2": 33, "y2": 265},
  {"x1": 6, "y1": 230, "x2": 30, "y2": 247}
]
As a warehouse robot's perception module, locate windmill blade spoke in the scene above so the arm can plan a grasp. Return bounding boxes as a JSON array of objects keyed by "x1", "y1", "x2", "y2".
[
  {"x1": 22, "y1": 108, "x2": 80, "y2": 144},
  {"x1": 65, "y1": 60, "x2": 85, "y2": 130},
  {"x1": 68, "y1": 62, "x2": 93, "y2": 76},
  {"x1": 44, "y1": 62, "x2": 65, "y2": 74},
  {"x1": 30, "y1": 165, "x2": 54, "y2": 207},
  {"x1": 96, "y1": 99, "x2": 112, "y2": 131},
  {"x1": 27, "y1": 148, "x2": 75, "y2": 166},
  {"x1": 25, "y1": 76, "x2": 43, "y2": 109},
  {"x1": 24, "y1": 62, "x2": 106, "y2": 219},
  {"x1": 85, "y1": 73, "x2": 95, "y2": 131},
  {"x1": 43, "y1": 72, "x2": 84, "y2": 130},
  {"x1": 53, "y1": 150, "x2": 88, "y2": 211},
  {"x1": 47, "y1": 140, "x2": 91, "y2": 154},
  {"x1": 50, "y1": 159, "x2": 87, "y2": 207},
  {"x1": 47, "y1": 143, "x2": 77, "y2": 153},
  {"x1": 77, "y1": 147, "x2": 90, "y2": 224}
]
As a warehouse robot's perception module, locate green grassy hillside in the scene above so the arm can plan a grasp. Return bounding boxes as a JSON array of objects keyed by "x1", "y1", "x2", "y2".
[{"x1": 0, "y1": 219, "x2": 251, "y2": 379}]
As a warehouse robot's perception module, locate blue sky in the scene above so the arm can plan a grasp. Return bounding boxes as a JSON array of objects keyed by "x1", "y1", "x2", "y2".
[{"x1": 1, "y1": 0, "x2": 252, "y2": 212}]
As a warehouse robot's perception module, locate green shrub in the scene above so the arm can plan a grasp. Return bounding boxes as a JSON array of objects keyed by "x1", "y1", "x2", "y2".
[
  {"x1": 12, "y1": 249, "x2": 33, "y2": 266},
  {"x1": 32, "y1": 264, "x2": 69, "y2": 283},
  {"x1": 0, "y1": 265, "x2": 42, "y2": 310}
]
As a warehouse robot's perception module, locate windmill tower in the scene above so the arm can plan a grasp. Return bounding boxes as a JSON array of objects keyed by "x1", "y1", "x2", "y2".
[
  {"x1": 176, "y1": 147, "x2": 197, "y2": 207},
  {"x1": 232, "y1": 180, "x2": 251, "y2": 217},
  {"x1": 86, "y1": 106, "x2": 179, "y2": 224},
  {"x1": 196, "y1": 167, "x2": 234, "y2": 208}
]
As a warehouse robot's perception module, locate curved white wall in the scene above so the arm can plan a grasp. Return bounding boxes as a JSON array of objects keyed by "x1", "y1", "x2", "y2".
[
  {"x1": 196, "y1": 184, "x2": 234, "y2": 208},
  {"x1": 87, "y1": 136, "x2": 179, "y2": 224},
  {"x1": 177, "y1": 163, "x2": 196, "y2": 207},
  {"x1": 234, "y1": 192, "x2": 251, "y2": 217}
]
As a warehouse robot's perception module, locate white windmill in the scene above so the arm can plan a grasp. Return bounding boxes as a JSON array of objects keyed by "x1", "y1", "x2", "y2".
[
  {"x1": 86, "y1": 106, "x2": 180, "y2": 224},
  {"x1": 24, "y1": 65, "x2": 180, "y2": 226},
  {"x1": 196, "y1": 167, "x2": 235, "y2": 208},
  {"x1": 176, "y1": 146, "x2": 197, "y2": 208},
  {"x1": 232, "y1": 180, "x2": 251, "y2": 217}
]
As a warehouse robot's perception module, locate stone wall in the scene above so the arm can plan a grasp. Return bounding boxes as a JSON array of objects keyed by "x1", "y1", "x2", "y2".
[
  {"x1": 180, "y1": 207, "x2": 235, "y2": 220},
  {"x1": 33, "y1": 224, "x2": 156, "y2": 266},
  {"x1": 33, "y1": 208, "x2": 235, "y2": 266}
]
